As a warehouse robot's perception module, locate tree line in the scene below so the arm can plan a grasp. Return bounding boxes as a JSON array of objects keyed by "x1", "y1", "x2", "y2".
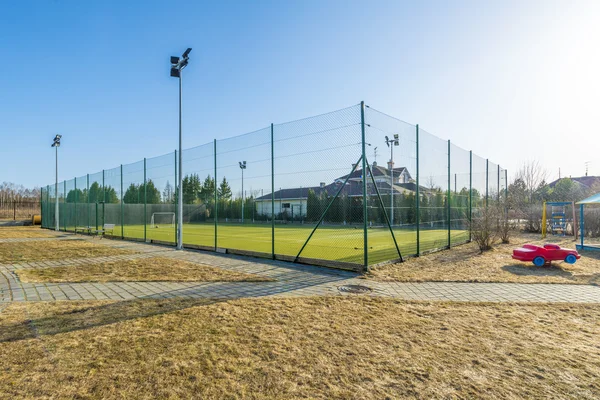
[{"x1": 304, "y1": 186, "x2": 485, "y2": 225}]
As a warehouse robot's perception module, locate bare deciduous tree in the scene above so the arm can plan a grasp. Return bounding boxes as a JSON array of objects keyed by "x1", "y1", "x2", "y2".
[
  {"x1": 0, "y1": 182, "x2": 40, "y2": 204},
  {"x1": 514, "y1": 160, "x2": 548, "y2": 203}
]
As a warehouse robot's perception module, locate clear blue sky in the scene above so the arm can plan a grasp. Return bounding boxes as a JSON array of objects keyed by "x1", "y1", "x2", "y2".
[{"x1": 1, "y1": 0, "x2": 598, "y2": 190}]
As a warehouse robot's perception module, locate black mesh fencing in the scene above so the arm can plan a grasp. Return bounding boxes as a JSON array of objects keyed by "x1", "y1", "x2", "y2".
[
  {"x1": 41, "y1": 102, "x2": 505, "y2": 271},
  {"x1": 472, "y1": 154, "x2": 487, "y2": 215},
  {"x1": 365, "y1": 106, "x2": 417, "y2": 263},
  {"x1": 181, "y1": 143, "x2": 214, "y2": 249},
  {"x1": 274, "y1": 105, "x2": 363, "y2": 267},
  {"x1": 450, "y1": 144, "x2": 470, "y2": 245},
  {"x1": 217, "y1": 127, "x2": 272, "y2": 255},
  {"x1": 146, "y1": 153, "x2": 176, "y2": 244}
]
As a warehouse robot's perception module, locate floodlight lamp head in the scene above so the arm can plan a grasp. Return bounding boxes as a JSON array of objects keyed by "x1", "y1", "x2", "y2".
[
  {"x1": 182, "y1": 48, "x2": 192, "y2": 58},
  {"x1": 170, "y1": 56, "x2": 179, "y2": 65},
  {"x1": 51, "y1": 134, "x2": 62, "y2": 147},
  {"x1": 394, "y1": 134, "x2": 399, "y2": 140},
  {"x1": 170, "y1": 67, "x2": 180, "y2": 78}
]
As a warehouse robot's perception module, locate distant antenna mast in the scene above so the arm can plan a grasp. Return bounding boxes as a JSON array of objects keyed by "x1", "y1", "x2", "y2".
[
  {"x1": 373, "y1": 147, "x2": 378, "y2": 164},
  {"x1": 585, "y1": 161, "x2": 591, "y2": 176}
]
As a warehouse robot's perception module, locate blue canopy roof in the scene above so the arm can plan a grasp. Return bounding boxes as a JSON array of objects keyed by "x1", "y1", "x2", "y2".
[{"x1": 577, "y1": 192, "x2": 600, "y2": 205}]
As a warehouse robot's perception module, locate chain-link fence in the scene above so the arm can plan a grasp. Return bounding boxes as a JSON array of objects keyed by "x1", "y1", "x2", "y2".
[
  {"x1": 40, "y1": 102, "x2": 505, "y2": 271},
  {"x1": 0, "y1": 200, "x2": 40, "y2": 220}
]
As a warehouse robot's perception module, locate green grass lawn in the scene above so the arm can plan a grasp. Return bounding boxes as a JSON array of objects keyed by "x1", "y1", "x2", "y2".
[{"x1": 67, "y1": 223, "x2": 468, "y2": 266}]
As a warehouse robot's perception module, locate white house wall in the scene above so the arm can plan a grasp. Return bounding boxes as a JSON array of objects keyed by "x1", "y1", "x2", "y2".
[{"x1": 256, "y1": 199, "x2": 308, "y2": 217}]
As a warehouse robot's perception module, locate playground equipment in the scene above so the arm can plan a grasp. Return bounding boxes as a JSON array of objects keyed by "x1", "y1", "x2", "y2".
[
  {"x1": 576, "y1": 192, "x2": 600, "y2": 251},
  {"x1": 512, "y1": 244, "x2": 580, "y2": 266},
  {"x1": 541, "y1": 201, "x2": 576, "y2": 238}
]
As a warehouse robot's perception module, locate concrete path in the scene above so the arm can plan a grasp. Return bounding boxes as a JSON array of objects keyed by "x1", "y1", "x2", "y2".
[{"x1": 1, "y1": 234, "x2": 600, "y2": 304}]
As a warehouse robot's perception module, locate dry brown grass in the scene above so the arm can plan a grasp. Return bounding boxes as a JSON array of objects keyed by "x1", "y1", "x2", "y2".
[
  {"x1": 16, "y1": 256, "x2": 273, "y2": 283},
  {"x1": 0, "y1": 297, "x2": 598, "y2": 399},
  {"x1": 370, "y1": 232, "x2": 600, "y2": 284},
  {"x1": 0, "y1": 240, "x2": 135, "y2": 263},
  {"x1": 0, "y1": 227, "x2": 57, "y2": 239}
]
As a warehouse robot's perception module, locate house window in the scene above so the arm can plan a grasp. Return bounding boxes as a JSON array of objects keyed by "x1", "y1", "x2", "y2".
[{"x1": 282, "y1": 203, "x2": 291, "y2": 209}]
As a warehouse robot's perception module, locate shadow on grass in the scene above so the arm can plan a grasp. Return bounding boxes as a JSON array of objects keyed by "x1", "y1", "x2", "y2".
[
  {"x1": 502, "y1": 263, "x2": 576, "y2": 279},
  {"x1": 0, "y1": 298, "x2": 222, "y2": 344},
  {"x1": 580, "y1": 250, "x2": 600, "y2": 261},
  {"x1": 502, "y1": 263, "x2": 600, "y2": 285}
]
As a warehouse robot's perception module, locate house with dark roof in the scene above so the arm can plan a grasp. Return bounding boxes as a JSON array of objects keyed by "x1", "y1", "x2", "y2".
[
  {"x1": 548, "y1": 176, "x2": 600, "y2": 190},
  {"x1": 255, "y1": 162, "x2": 418, "y2": 217}
]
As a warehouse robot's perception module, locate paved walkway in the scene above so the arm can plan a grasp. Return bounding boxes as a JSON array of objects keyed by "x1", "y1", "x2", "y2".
[{"x1": 1, "y1": 233, "x2": 600, "y2": 304}]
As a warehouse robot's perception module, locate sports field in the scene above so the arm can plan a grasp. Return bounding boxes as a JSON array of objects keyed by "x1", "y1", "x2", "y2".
[{"x1": 69, "y1": 223, "x2": 469, "y2": 266}]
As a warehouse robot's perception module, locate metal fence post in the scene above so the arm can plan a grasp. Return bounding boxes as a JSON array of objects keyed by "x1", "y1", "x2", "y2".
[
  {"x1": 214, "y1": 139, "x2": 218, "y2": 251},
  {"x1": 87, "y1": 174, "x2": 90, "y2": 230},
  {"x1": 505, "y1": 169, "x2": 508, "y2": 200},
  {"x1": 40, "y1": 189, "x2": 44, "y2": 227},
  {"x1": 447, "y1": 140, "x2": 451, "y2": 248},
  {"x1": 469, "y1": 151, "x2": 473, "y2": 241},
  {"x1": 74, "y1": 177, "x2": 77, "y2": 230},
  {"x1": 271, "y1": 123, "x2": 275, "y2": 259},
  {"x1": 174, "y1": 150, "x2": 177, "y2": 244},
  {"x1": 121, "y1": 164, "x2": 124, "y2": 239},
  {"x1": 63, "y1": 180, "x2": 66, "y2": 231},
  {"x1": 485, "y1": 159, "x2": 489, "y2": 208},
  {"x1": 48, "y1": 185, "x2": 51, "y2": 228},
  {"x1": 580, "y1": 204, "x2": 584, "y2": 248},
  {"x1": 361, "y1": 101, "x2": 368, "y2": 270},
  {"x1": 143, "y1": 158, "x2": 147, "y2": 242},
  {"x1": 497, "y1": 164, "x2": 500, "y2": 202},
  {"x1": 102, "y1": 170, "x2": 106, "y2": 229},
  {"x1": 415, "y1": 124, "x2": 420, "y2": 256}
]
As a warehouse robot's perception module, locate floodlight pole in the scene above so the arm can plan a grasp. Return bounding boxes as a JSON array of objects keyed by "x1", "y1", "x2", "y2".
[
  {"x1": 390, "y1": 143, "x2": 394, "y2": 225},
  {"x1": 239, "y1": 161, "x2": 246, "y2": 224},
  {"x1": 384, "y1": 135, "x2": 398, "y2": 226},
  {"x1": 241, "y1": 167, "x2": 244, "y2": 224},
  {"x1": 177, "y1": 69, "x2": 183, "y2": 250},
  {"x1": 55, "y1": 144, "x2": 59, "y2": 231},
  {"x1": 171, "y1": 48, "x2": 191, "y2": 250}
]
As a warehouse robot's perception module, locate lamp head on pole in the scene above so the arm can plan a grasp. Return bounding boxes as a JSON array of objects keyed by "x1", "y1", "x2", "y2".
[
  {"x1": 384, "y1": 134, "x2": 399, "y2": 148},
  {"x1": 239, "y1": 161, "x2": 247, "y2": 170},
  {"x1": 170, "y1": 48, "x2": 192, "y2": 78},
  {"x1": 51, "y1": 134, "x2": 62, "y2": 148}
]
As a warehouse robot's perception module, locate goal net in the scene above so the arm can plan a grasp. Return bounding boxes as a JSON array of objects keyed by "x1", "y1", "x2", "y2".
[{"x1": 150, "y1": 212, "x2": 176, "y2": 228}]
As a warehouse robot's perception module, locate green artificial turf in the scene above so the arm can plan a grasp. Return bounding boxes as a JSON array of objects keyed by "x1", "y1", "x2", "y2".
[{"x1": 65, "y1": 223, "x2": 468, "y2": 265}]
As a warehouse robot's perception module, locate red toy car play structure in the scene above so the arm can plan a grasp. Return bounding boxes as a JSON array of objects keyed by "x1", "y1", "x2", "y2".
[{"x1": 512, "y1": 244, "x2": 580, "y2": 266}]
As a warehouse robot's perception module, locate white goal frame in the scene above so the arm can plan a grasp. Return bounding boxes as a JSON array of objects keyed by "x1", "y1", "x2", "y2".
[{"x1": 150, "y1": 212, "x2": 176, "y2": 228}]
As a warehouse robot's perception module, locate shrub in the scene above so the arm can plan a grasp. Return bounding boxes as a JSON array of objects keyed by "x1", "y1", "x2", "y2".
[
  {"x1": 471, "y1": 206, "x2": 499, "y2": 252},
  {"x1": 497, "y1": 198, "x2": 514, "y2": 244}
]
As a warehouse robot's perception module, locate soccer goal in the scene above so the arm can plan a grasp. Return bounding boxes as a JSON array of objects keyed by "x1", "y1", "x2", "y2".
[{"x1": 150, "y1": 212, "x2": 176, "y2": 228}]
